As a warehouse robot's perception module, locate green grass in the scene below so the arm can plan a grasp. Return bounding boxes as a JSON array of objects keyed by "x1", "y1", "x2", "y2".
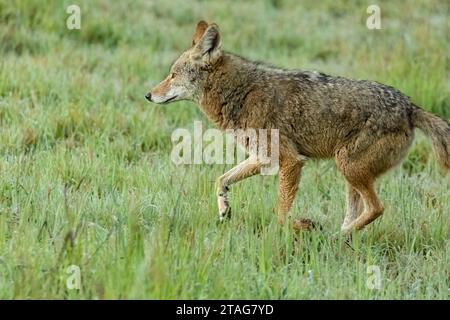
[{"x1": 0, "y1": 0, "x2": 449, "y2": 299}]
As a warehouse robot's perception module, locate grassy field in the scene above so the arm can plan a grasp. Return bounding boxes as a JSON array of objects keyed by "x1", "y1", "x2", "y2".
[{"x1": 0, "y1": 0, "x2": 448, "y2": 299}]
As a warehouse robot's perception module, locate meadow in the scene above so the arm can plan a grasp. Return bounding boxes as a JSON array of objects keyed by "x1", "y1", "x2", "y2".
[{"x1": 0, "y1": 0, "x2": 448, "y2": 299}]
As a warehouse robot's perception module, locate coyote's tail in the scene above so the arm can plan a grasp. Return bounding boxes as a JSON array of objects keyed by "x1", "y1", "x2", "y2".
[{"x1": 412, "y1": 105, "x2": 450, "y2": 171}]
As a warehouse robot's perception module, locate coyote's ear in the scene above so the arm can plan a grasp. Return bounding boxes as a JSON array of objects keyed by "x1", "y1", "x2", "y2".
[
  {"x1": 192, "y1": 23, "x2": 221, "y2": 63},
  {"x1": 192, "y1": 20, "x2": 209, "y2": 46}
]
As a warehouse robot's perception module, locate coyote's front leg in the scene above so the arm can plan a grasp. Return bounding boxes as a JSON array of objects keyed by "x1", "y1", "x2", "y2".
[
  {"x1": 277, "y1": 157, "x2": 303, "y2": 224},
  {"x1": 216, "y1": 156, "x2": 262, "y2": 220}
]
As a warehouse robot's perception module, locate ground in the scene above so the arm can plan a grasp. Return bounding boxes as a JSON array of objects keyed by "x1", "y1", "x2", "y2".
[{"x1": 0, "y1": 0, "x2": 448, "y2": 299}]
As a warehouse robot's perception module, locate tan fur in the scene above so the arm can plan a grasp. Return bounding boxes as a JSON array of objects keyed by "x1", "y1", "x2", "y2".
[
  {"x1": 216, "y1": 155, "x2": 262, "y2": 220},
  {"x1": 151, "y1": 74, "x2": 172, "y2": 97},
  {"x1": 277, "y1": 156, "x2": 303, "y2": 224},
  {"x1": 147, "y1": 21, "x2": 450, "y2": 234},
  {"x1": 192, "y1": 20, "x2": 208, "y2": 46}
]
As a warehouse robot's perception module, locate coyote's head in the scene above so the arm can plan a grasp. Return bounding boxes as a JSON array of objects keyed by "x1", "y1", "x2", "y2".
[{"x1": 145, "y1": 21, "x2": 222, "y2": 104}]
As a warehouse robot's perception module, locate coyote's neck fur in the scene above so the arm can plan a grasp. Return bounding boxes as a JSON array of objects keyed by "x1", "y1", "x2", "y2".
[{"x1": 199, "y1": 52, "x2": 282, "y2": 131}]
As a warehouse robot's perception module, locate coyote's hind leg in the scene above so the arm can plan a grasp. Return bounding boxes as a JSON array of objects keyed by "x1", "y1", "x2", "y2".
[
  {"x1": 341, "y1": 182, "x2": 363, "y2": 231},
  {"x1": 340, "y1": 179, "x2": 384, "y2": 233},
  {"x1": 336, "y1": 131, "x2": 413, "y2": 233},
  {"x1": 216, "y1": 155, "x2": 262, "y2": 220}
]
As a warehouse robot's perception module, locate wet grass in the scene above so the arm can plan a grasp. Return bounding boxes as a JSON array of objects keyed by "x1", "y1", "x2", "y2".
[{"x1": 0, "y1": 0, "x2": 448, "y2": 299}]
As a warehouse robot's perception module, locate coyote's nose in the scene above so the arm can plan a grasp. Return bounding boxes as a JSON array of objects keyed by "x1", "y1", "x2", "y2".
[{"x1": 145, "y1": 92, "x2": 152, "y2": 101}]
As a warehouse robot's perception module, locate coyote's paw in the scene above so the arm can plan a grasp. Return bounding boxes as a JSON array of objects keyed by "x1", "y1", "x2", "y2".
[
  {"x1": 292, "y1": 218, "x2": 320, "y2": 231},
  {"x1": 340, "y1": 219, "x2": 361, "y2": 234},
  {"x1": 340, "y1": 223, "x2": 353, "y2": 235},
  {"x1": 331, "y1": 231, "x2": 354, "y2": 249}
]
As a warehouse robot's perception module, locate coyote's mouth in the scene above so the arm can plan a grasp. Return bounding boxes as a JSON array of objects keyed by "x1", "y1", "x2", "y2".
[{"x1": 163, "y1": 95, "x2": 178, "y2": 104}]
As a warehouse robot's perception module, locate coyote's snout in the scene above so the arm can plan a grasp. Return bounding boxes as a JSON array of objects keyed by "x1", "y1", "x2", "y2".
[{"x1": 146, "y1": 21, "x2": 450, "y2": 234}]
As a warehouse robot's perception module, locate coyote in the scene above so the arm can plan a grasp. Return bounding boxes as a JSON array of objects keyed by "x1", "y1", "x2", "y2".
[{"x1": 146, "y1": 21, "x2": 450, "y2": 233}]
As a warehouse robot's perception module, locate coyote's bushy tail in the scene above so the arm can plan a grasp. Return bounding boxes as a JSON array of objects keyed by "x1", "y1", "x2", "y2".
[{"x1": 412, "y1": 106, "x2": 450, "y2": 171}]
